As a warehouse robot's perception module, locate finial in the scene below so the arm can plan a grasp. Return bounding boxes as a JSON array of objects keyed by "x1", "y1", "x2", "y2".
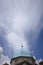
[{"x1": 21, "y1": 43, "x2": 23, "y2": 48}]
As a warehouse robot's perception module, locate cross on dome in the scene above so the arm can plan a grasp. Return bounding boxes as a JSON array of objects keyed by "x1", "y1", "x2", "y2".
[{"x1": 21, "y1": 43, "x2": 23, "y2": 48}]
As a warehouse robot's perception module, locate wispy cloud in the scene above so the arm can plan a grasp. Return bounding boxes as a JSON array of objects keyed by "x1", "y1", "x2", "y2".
[{"x1": 0, "y1": 0, "x2": 43, "y2": 58}]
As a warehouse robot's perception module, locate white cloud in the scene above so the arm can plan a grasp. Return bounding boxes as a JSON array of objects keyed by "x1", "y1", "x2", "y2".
[
  {"x1": 33, "y1": 55, "x2": 43, "y2": 65},
  {"x1": 0, "y1": 47, "x2": 10, "y2": 65},
  {"x1": 33, "y1": 56, "x2": 36, "y2": 60},
  {"x1": 35, "y1": 59, "x2": 43, "y2": 64},
  {"x1": 0, "y1": 0, "x2": 43, "y2": 57},
  {"x1": 0, "y1": 54, "x2": 10, "y2": 65},
  {"x1": 33, "y1": 55, "x2": 43, "y2": 64},
  {"x1": 6, "y1": 0, "x2": 42, "y2": 50}
]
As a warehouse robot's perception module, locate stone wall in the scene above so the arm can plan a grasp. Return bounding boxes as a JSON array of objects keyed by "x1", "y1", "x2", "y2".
[{"x1": 10, "y1": 56, "x2": 35, "y2": 65}]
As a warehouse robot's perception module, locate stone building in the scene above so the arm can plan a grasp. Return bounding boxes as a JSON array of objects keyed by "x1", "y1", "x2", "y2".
[
  {"x1": 3, "y1": 63, "x2": 9, "y2": 65},
  {"x1": 10, "y1": 56, "x2": 35, "y2": 65},
  {"x1": 39, "y1": 61, "x2": 43, "y2": 65},
  {"x1": 3, "y1": 45, "x2": 43, "y2": 65},
  {"x1": 35, "y1": 63, "x2": 38, "y2": 65},
  {"x1": 10, "y1": 45, "x2": 35, "y2": 65}
]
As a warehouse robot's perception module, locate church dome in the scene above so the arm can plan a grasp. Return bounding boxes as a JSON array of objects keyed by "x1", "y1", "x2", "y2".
[{"x1": 14, "y1": 46, "x2": 32, "y2": 58}]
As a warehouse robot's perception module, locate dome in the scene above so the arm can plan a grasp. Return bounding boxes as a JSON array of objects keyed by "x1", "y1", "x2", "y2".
[{"x1": 14, "y1": 46, "x2": 32, "y2": 58}]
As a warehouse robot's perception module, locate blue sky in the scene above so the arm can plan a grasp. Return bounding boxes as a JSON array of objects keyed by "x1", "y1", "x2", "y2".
[{"x1": 0, "y1": 0, "x2": 43, "y2": 64}]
